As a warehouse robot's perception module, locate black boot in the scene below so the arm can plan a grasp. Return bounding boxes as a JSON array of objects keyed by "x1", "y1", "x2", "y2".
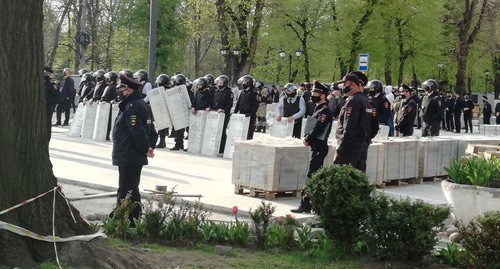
[
  {"x1": 290, "y1": 196, "x2": 311, "y2": 214},
  {"x1": 156, "y1": 139, "x2": 166, "y2": 148}
]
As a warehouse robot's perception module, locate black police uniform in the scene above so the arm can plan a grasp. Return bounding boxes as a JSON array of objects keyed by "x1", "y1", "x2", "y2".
[
  {"x1": 192, "y1": 88, "x2": 213, "y2": 110},
  {"x1": 482, "y1": 100, "x2": 492, "y2": 124},
  {"x1": 496, "y1": 102, "x2": 500, "y2": 124},
  {"x1": 304, "y1": 102, "x2": 332, "y2": 177},
  {"x1": 234, "y1": 88, "x2": 259, "y2": 140},
  {"x1": 45, "y1": 75, "x2": 60, "y2": 140},
  {"x1": 453, "y1": 97, "x2": 463, "y2": 132},
  {"x1": 334, "y1": 92, "x2": 373, "y2": 173},
  {"x1": 421, "y1": 91, "x2": 443, "y2": 137},
  {"x1": 92, "y1": 80, "x2": 107, "y2": 101},
  {"x1": 112, "y1": 83, "x2": 150, "y2": 224},
  {"x1": 371, "y1": 93, "x2": 391, "y2": 124},
  {"x1": 395, "y1": 98, "x2": 417, "y2": 136},
  {"x1": 462, "y1": 98, "x2": 474, "y2": 133},
  {"x1": 56, "y1": 75, "x2": 75, "y2": 125},
  {"x1": 212, "y1": 86, "x2": 234, "y2": 153},
  {"x1": 79, "y1": 81, "x2": 95, "y2": 102},
  {"x1": 444, "y1": 96, "x2": 455, "y2": 131}
]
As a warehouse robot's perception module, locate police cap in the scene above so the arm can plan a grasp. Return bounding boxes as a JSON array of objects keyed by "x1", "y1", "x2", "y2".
[
  {"x1": 118, "y1": 74, "x2": 141, "y2": 91},
  {"x1": 312, "y1": 80, "x2": 329, "y2": 95}
]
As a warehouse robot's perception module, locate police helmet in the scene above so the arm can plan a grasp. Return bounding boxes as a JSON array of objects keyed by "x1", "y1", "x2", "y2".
[
  {"x1": 93, "y1": 70, "x2": 105, "y2": 82},
  {"x1": 155, "y1": 74, "x2": 171, "y2": 88},
  {"x1": 237, "y1": 75, "x2": 254, "y2": 90},
  {"x1": 284, "y1": 83, "x2": 298, "y2": 94},
  {"x1": 204, "y1": 74, "x2": 215, "y2": 86},
  {"x1": 196, "y1": 77, "x2": 209, "y2": 90},
  {"x1": 78, "y1": 68, "x2": 89, "y2": 77},
  {"x1": 421, "y1": 79, "x2": 438, "y2": 93},
  {"x1": 120, "y1": 69, "x2": 134, "y2": 78},
  {"x1": 366, "y1": 80, "x2": 384, "y2": 93},
  {"x1": 173, "y1": 74, "x2": 187, "y2": 86},
  {"x1": 215, "y1": 75, "x2": 229, "y2": 89},
  {"x1": 185, "y1": 79, "x2": 193, "y2": 91},
  {"x1": 104, "y1": 71, "x2": 118, "y2": 83},
  {"x1": 81, "y1": 72, "x2": 94, "y2": 83},
  {"x1": 254, "y1": 81, "x2": 265, "y2": 89},
  {"x1": 134, "y1": 70, "x2": 148, "y2": 82}
]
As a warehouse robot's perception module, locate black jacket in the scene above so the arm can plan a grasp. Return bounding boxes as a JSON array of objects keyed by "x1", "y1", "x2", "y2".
[
  {"x1": 305, "y1": 102, "x2": 332, "y2": 145},
  {"x1": 234, "y1": 88, "x2": 258, "y2": 115},
  {"x1": 212, "y1": 86, "x2": 234, "y2": 114},
  {"x1": 370, "y1": 93, "x2": 391, "y2": 124},
  {"x1": 101, "y1": 83, "x2": 118, "y2": 102},
  {"x1": 192, "y1": 88, "x2": 213, "y2": 110},
  {"x1": 112, "y1": 90, "x2": 150, "y2": 166},
  {"x1": 483, "y1": 101, "x2": 492, "y2": 117},
  {"x1": 59, "y1": 76, "x2": 75, "y2": 100},
  {"x1": 92, "y1": 81, "x2": 107, "y2": 101},
  {"x1": 421, "y1": 92, "x2": 443, "y2": 123},
  {"x1": 45, "y1": 77, "x2": 60, "y2": 107},
  {"x1": 336, "y1": 92, "x2": 373, "y2": 153},
  {"x1": 396, "y1": 98, "x2": 417, "y2": 136}
]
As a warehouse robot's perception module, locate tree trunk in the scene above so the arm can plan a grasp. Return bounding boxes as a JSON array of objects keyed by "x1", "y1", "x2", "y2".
[
  {"x1": 348, "y1": 0, "x2": 378, "y2": 71},
  {"x1": 48, "y1": 1, "x2": 72, "y2": 69},
  {"x1": 74, "y1": 0, "x2": 86, "y2": 72},
  {"x1": 0, "y1": 2, "x2": 147, "y2": 268}
]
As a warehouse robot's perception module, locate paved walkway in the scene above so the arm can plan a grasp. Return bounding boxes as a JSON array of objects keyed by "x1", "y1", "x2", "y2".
[{"x1": 50, "y1": 126, "x2": 449, "y2": 219}]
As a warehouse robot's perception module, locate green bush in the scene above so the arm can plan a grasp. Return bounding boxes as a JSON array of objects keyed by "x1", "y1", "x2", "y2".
[
  {"x1": 444, "y1": 156, "x2": 500, "y2": 186},
  {"x1": 305, "y1": 164, "x2": 373, "y2": 251},
  {"x1": 458, "y1": 211, "x2": 500, "y2": 268},
  {"x1": 365, "y1": 195, "x2": 450, "y2": 260},
  {"x1": 250, "y1": 201, "x2": 275, "y2": 250}
]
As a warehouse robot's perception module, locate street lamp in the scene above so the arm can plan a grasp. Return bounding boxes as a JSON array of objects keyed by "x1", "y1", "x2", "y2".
[
  {"x1": 279, "y1": 49, "x2": 302, "y2": 83},
  {"x1": 484, "y1": 70, "x2": 490, "y2": 93},
  {"x1": 438, "y1": 63, "x2": 443, "y2": 81}
]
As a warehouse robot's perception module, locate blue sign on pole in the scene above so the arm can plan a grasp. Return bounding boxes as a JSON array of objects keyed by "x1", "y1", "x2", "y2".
[{"x1": 358, "y1": 54, "x2": 369, "y2": 71}]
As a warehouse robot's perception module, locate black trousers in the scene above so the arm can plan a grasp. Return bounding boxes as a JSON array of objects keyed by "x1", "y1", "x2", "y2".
[
  {"x1": 174, "y1": 127, "x2": 185, "y2": 148},
  {"x1": 307, "y1": 142, "x2": 329, "y2": 178},
  {"x1": 454, "y1": 112, "x2": 461, "y2": 132},
  {"x1": 117, "y1": 165, "x2": 143, "y2": 223},
  {"x1": 334, "y1": 142, "x2": 368, "y2": 173},
  {"x1": 445, "y1": 111, "x2": 454, "y2": 131},
  {"x1": 483, "y1": 114, "x2": 491, "y2": 124},
  {"x1": 56, "y1": 99, "x2": 71, "y2": 124},
  {"x1": 46, "y1": 106, "x2": 55, "y2": 141},
  {"x1": 219, "y1": 115, "x2": 230, "y2": 154},
  {"x1": 497, "y1": 116, "x2": 500, "y2": 124},
  {"x1": 422, "y1": 120, "x2": 440, "y2": 137},
  {"x1": 247, "y1": 114, "x2": 256, "y2": 140},
  {"x1": 464, "y1": 113, "x2": 473, "y2": 132},
  {"x1": 292, "y1": 118, "x2": 303, "y2": 139}
]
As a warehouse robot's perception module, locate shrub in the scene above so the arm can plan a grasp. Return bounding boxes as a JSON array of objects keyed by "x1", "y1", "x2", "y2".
[
  {"x1": 142, "y1": 199, "x2": 167, "y2": 238},
  {"x1": 306, "y1": 165, "x2": 373, "y2": 251},
  {"x1": 365, "y1": 195, "x2": 450, "y2": 260},
  {"x1": 458, "y1": 211, "x2": 500, "y2": 268},
  {"x1": 250, "y1": 201, "x2": 275, "y2": 249},
  {"x1": 162, "y1": 200, "x2": 210, "y2": 241},
  {"x1": 444, "y1": 156, "x2": 500, "y2": 186},
  {"x1": 105, "y1": 192, "x2": 138, "y2": 239}
]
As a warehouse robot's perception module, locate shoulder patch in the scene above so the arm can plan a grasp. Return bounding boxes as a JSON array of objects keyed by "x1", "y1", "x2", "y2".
[
  {"x1": 438, "y1": 100, "x2": 442, "y2": 107},
  {"x1": 129, "y1": 115, "x2": 137, "y2": 126},
  {"x1": 346, "y1": 106, "x2": 353, "y2": 117},
  {"x1": 319, "y1": 113, "x2": 327, "y2": 123},
  {"x1": 384, "y1": 102, "x2": 390, "y2": 109}
]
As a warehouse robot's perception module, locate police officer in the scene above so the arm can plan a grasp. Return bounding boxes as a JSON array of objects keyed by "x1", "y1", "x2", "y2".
[
  {"x1": 44, "y1": 67, "x2": 59, "y2": 140},
  {"x1": 453, "y1": 92, "x2": 463, "y2": 133},
  {"x1": 420, "y1": 79, "x2": 444, "y2": 137},
  {"x1": 444, "y1": 91, "x2": 455, "y2": 131},
  {"x1": 395, "y1": 87, "x2": 417, "y2": 137},
  {"x1": 291, "y1": 81, "x2": 333, "y2": 214},
  {"x1": 334, "y1": 73, "x2": 373, "y2": 173},
  {"x1": 275, "y1": 83, "x2": 306, "y2": 138},
  {"x1": 154, "y1": 74, "x2": 172, "y2": 148},
  {"x1": 255, "y1": 81, "x2": 270, "y2": 133},
  {"x1": 204, "y1": 74, "x2": 216, "y2": 95},
  {"x1": 212, "y1": 75, "x2": 234, "y2": 154},
  {"x1": 112, "y1": 74, "x2": 154, "y2": 226},
  {"x1": 191, "y1": 77, "x2": 213, "y2": 113},
  {"x1": 102, "y1": 71, "x2": 119, "y2": 141},
  {"x1": 482, "y1": 95, "x2": 492, "y2": 124},
  {"x1": 134, "y1": 70, "x2": 152, "y2": 102},
  {"x1": 78, "y1": 72, "x2": 95, "y2": 102},
  {"x1": 496, "y1": 97, "x2": 500, "y2": 124},
  {"x1": 234, "y1": 75, "x2": 259, "y2": 140},
  {"x1": 462, "y1": 92, "x2": 474, "y2": 133},
  {"x1": 91, "y1": 70, "x2": 107, "y2": 101},
  {"x1": 366, "y1": 80, "x2": 391, "y2": 135},
  {"x1": 170, "y1": 74, "x2": 193, "y2": 151}
]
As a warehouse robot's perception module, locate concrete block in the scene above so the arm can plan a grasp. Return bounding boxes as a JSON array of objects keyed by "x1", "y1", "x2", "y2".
[
  {"x1": 418, "y1": 137, "x2": 457, "y2": 178},
  {"x1": 223, "y1": 114, "x2": 250, "y2": 159},
  {"x1": 374, "y1": 138, "x2": 419, "y2": 181}
]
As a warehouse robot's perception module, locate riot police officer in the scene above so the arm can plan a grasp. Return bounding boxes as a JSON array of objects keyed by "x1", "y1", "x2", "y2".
[
  {"x1": 92, "y1": 70, "x2": 107, "y2": 101},
  {"x1": 205, "y1": 74, "x2": 216, "y2": 95},
  {"x1": 462, "y1": 92, "x2": 474, "y2": 133},
  {"x1": 191, "y1": 77, "x2": 213, "y2": 113},
  {"x1": 395, "y1": 87, "x2": 417, "y2": 136},
  {"x1": 134, "y1": 70, "x2": 152, "y2": 102},
  {"x1": 154, "y1": 74, "x2": 172, "y2": 148},
  {"x1": 170, "y1": 74, "x2": 193, "y2": 151},
  {"x1": 275, "y1": 83, "x2": 306, "y2": 138},
  {"x1": 234, "y1": 75, "x2": 259, "y2": 140},
  {"x1": 102, "y1": 71, "x2": 119, "y2": 102},
  {"x1": 255, "y1": 81, "x2": 269, "y2": 133},
  {"x1": 366, "y1": 80, "x2": 391, "y2": 135},
  {"x1": 78, "y1": 72, "x2": 95, "y2": 102},
  {"x1": 420, "y1": 79, "x2": 444, "y2": 136},
  {"x1": 212, "y1": 75, "x2": 234, "y2": 154},
  {"x1": 291, "y1": 81, "x2": 333, "y2": 214}
]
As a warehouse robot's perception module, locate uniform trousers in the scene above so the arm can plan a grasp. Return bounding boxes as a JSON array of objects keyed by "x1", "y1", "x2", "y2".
[
  {"x1": 445, "y1": 111, "x2": 454, "y2": 131},
  {"x1": 454, "y1": 112, "x2": 462, "y2": 132},
  {"x1": 464, "y1": 113, "x2": 473, "y2": 132},
  {"x1": 334, "y1": 142, "x2": 368, "y2": 173},
  {"x1": 307, "y1": 142, "x2": 329, "y2": 178},
  {"x1": 422, "y1": 120, "x2": 440, "y2": 137},
  {"x1": 292, "y1": 118, "x2": 303, "y2": 139},
  {"x1": 117, "y1": 165, "x2": 143, "y2": 223}
]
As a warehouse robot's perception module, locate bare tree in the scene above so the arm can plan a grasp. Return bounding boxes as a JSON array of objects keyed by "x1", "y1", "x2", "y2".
[{"x1": 48, "y1": 0, "x2": 73, "y2": 68}]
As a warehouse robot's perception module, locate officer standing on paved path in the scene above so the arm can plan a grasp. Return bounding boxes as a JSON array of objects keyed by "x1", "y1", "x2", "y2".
[
  {"x1": 395, "y1": 86, "x2": 417, "y2": 137},
  {"x1": 55, "y1": 68, "x2": 75, "y2": 126},
  {"x1": 154, "y1": 74, "x2": 172, "y2": 148},
  {"x1": 275, "y1": 83, "x2": 306, "y2": 138},
  {"x1": 291, "y1": 81, "x2": 332, "y2": 214},
  {"x1": 482, "y1": 95, "x2": 492, "y2": 125},
  {"x1": 462, "y1": 92, "x2": 474, "y2": 133},
  {"x1": 112, "y1": 74, "x2": 154, "y2": 226},
  {"x1": 234, "y1": 75, "x2": 259, "y2": 140},
  {"x1": 333, "y1": 72, "x2": 373, "y2": 173},
  {"x1": 453, "y1": 92, "x2": 463, "y2": 133},
  {"x1": 212, "y1": 75, "x2": 234, "y2": 154},
  {"x1": 420, "y1": 79, "x2": 443, "y2": 137},
  {"x1": 444, "y1": 91, "x2": 455, "y2": 131}
]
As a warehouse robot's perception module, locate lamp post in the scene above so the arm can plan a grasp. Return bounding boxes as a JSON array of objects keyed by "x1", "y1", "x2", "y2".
[
  {"x1": 484, "y1": 70, "x2": 490, "y2": 93},
  {"x1": 220, "y1": 48, "x2": 240, "y2": 86},
  {"x1": 438, "y1": 63, "x2": 443, "y2": 81},
  {"x1": 278, "y1": 49, "x2": 302, "y2": 83}
]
